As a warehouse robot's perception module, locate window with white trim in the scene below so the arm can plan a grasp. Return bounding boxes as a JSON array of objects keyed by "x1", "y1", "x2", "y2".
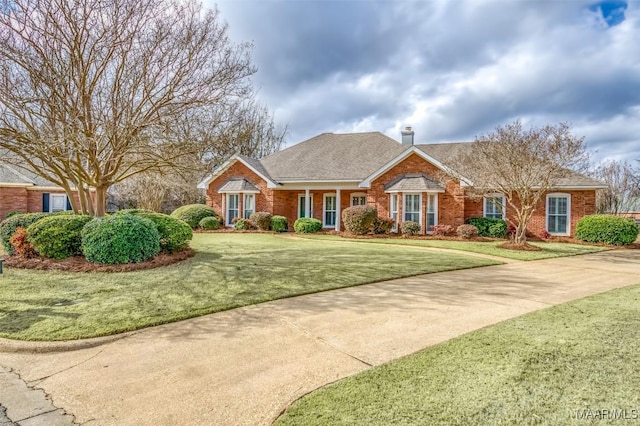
[
  {"x1": 50, "y1": 194, "x2": 68, "y2": 212},
  {"x1": 323, "y1": 194, "x2": 336, "y2": 228},
  {"x1": 403, "y1": 193, "x2": 421, "y2": 225},
  {"x1": 226, "y1": 194, "x2": 239, "y2": 226},
  {"x1": 298, "y1": 194, "x2": 314, "y2": 218},
  {"x1": 243, "y1": 194, "x2": 254, "y2": 219},
  {"x1": 547, "y1": 193, "x2": 571, "y2": 235},
  {"x1": 390, "y1": 194, "x2": 398, "y2": 232},
  {"x1": 484, "y1": 194, "x2": 505, "y2": 219},
  {"x1": 351, "y1": 193, "x2": 367, "y2": 206},
  {"x1": 426, "y1": 194, "x2": 437, "y2": 231}
]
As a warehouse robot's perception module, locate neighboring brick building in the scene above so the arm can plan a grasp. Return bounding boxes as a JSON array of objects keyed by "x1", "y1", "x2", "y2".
[
  {"x1": 199, "y1": 130, "x2": 605, "y2": 236},
  {"x1": 0, "y1": 164, "x2": 75, "y2": 220}
]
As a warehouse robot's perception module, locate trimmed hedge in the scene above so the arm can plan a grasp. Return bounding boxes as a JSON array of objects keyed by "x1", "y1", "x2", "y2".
[
  {"x1": 294, "y1": 218, "x2": 322, "y2": 233},
  {"x1": 271, "y1": 215, "x2": 288, "y2": 233},
  {"x1": 250, "y1": 212, "x2": 272, "y2": 231},
  {"x1": 342, "y1": 206, "x2": 377, "y2": 235},
  {"x1": 81, "y1": 215, "x2": 160, "y2": 264},
  {"x1": 27, "y1": 215, "x2": 93, "y2": 259},
  {"x1": 372, "y1": 217, "x2": 394, "y2": 234},
  {"x1": 466, "y1": 217, "x2": 507, "y2": 238},
  {"x1": 456, "y1": 224, "x2": 479, "y2": 239},
  {"x1": 401, "y1": 221, "x2": 421, "y2": 236},
  {"x1": 233, "y1": 218, "x2": 257, "y2": 230},
  {"x1": 199, "y1": 216, "x2": 221, "y2": 230},
  {"x1": 119, "y1": 210, "x2": 192, "y2": 253},
  {"x1": 0, "y1": 212, "x2": 48, "y2": 254},
  {"x1": 170, "y1": 204, "x2": 218, "y2": 229},
  {"x1": 575, "y1": 214, "x2": 639, "y2": 246}
]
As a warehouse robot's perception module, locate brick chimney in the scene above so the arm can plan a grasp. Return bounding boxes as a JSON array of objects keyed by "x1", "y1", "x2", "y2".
[{"x1": 401, "y1": 126, "x2": 414, "y2": 145}]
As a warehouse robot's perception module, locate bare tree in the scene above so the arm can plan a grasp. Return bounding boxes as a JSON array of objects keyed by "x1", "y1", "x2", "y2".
[
  {"x1": 593, "y1": 160, "x2": 640, "y2": 214},
  {"x1": 450, "y1": 120, "x2": 590, "y2": 245},
  {"x1": 0, "y1": 0, "x2": 257, "y2": 215}
]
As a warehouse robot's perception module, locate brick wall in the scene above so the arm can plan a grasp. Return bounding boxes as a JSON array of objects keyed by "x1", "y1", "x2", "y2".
[{"x1": 0, "y1": 187, "x2": 77, "y2": 220}]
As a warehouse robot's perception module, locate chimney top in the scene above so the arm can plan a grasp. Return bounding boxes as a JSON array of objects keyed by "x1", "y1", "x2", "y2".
[{"x1": 401, "y1": 126, "x2": 415, "y2": 145}]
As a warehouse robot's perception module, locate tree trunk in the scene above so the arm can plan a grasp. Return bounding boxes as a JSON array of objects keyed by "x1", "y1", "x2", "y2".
[{"x1": 94, "y1": 187, "x2": 107, "y2": 217}]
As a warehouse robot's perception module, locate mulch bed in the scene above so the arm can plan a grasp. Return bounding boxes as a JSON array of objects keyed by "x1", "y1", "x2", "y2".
[
  {"x1": 497, "y1": 242, "x2": 542, "y2": 251},
  {"x1": 3, "y1": 248, "x2": 195, "y2": 273}
]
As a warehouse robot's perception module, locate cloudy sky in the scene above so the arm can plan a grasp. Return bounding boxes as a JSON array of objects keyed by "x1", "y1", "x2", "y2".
[{"x1": 209, "y1": 0, "x2": 639, "y2": 164}]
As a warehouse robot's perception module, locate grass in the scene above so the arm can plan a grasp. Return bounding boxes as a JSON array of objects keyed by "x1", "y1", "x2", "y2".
[
  {"x1": 276, "y1": 284, "x2": 640, "y2": 426},
  {"x1": 298, "y1": 234, "x2": 609, "y2": 261},
  {"x1": 0, "y1": 233, "x2": 497, "y2": 341}
]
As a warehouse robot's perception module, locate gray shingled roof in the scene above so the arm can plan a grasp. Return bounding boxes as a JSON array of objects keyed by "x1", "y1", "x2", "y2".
[
  {"x1": 384, "y1": 174, "x2": 445, "y2": 192},
  {"x1": 415, "y1": 143, "x2": 605, "y2": 188},
  {"x1": 259, "y1": 132, "x2": 407, "y2": 181},
  {"x1": 218, "y1": 178, "x2": 260, "y2": 192},
  {"x1": 0, "y1": 163, "x2": 56, "y2": 186}
]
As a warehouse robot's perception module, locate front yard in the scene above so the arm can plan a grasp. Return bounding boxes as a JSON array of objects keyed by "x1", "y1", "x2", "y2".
[
  {"x1": 276, "y1": 284, "x2": 640, "y2": 425},
  {"x1": 0, "y1": 233, "x2": 497, "y2": 341}
]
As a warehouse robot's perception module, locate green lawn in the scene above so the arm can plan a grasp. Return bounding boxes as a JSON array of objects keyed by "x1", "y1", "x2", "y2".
[
  {"x1": 277, "y1": 284, "x2": 640, "y2": 425},
  {"x1": 298, "y1": 234, "x2": 609, "y2": 261},
  {"x1": 0, "y1": 233, "x2": 497, "y2": 341}
]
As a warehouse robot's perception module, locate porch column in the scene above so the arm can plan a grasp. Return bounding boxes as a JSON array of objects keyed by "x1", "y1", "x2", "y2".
[
  {"x1": 221, "y1": 194, "x2": 226, "y2": 225},
  {"x1": 335, "y1": 189, "x2": 341, "y2": 231},
  {"x1": 305, "y1": 189, "x2": 311, "y2": 218}
]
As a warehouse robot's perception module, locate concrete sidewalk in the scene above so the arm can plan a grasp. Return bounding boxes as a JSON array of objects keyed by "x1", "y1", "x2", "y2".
[{"x1": 0, "y1": 249, "x2": 638, "y2": 425}]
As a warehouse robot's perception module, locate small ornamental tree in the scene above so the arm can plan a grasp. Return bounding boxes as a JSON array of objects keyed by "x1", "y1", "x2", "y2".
[{"x1": 450, "y1": 120, "x2": 590, "y2": 245}]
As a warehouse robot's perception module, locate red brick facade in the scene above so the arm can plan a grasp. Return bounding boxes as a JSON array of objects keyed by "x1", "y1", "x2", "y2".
[
  {"x1": 0, "y1": 187, "x2": 78, "y2": 220},
  {"x1": 205, "y1": 155, "x2": 597, "y2": 236}
]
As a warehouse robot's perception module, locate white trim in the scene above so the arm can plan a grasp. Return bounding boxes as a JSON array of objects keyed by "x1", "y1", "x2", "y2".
[
  {"x1": 243, "y1": 193, "x2": 255, "y2": 219},
  {"x1": 298, "y1": 193, "x2": 314, "y2": 219},
  {"x1": 49, "y1": 193, "x2": 68, "y2": 212},
  {"x1": 350, "y1": 192, "x2": 367, "y2": 206},
  {"x1": 276, "y1": 183, "x2": 361, "y2": 190},
  {"x1": 323, "y1": 193, "x2": 337, "y2": 228},
  {"x1": 390, "y1": 193, "x2": 398, "y2": 232},
  {"x1": 218, "y1": 189, "x2": 260, "y2": 194},
  {"x1": 546, "y1": 192, "x2": 571, "y2": 236},
  {"x1": 385, "y1": 188, "x2": 445, "y2": 194},
  {"x1": 359, "y1": 146, "x2": 472, "y2": 188},
  {"x1": 335, "y1": 190, "x2": 341, "y2": 231},
  {"x1": 277, "y1": 179, "x2": 362, "y2": 184},
  {"x1": 483, "y1": 193, "x2": 506, "y2": 219},
  {"x1": 403, "y1": 192, "x2": 422, "y2": 232},
  {"x1": 198, "y1": 156, "x2": 278, "y2": 189}
]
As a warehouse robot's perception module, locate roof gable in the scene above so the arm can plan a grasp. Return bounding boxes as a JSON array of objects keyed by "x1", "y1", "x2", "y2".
[{"x1": 198, "y1": 156, "x2": 277, "y2": 189}]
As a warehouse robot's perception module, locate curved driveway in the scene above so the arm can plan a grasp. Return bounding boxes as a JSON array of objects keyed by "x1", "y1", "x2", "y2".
[{"x1": 0, "y1": 249, "x2": 638, "y2": 425}]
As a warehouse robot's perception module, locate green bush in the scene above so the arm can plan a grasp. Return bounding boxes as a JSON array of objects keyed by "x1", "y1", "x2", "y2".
[
  {"x1": 294, "y1": 218, "x2": 322, "y2": 233},
  {"x1": 372, "y1": 217, "x2": 394, "y2": 234},
  {"x1": 199, "y1": 216, "x2": 221, "y2": 230},
  {"x1": 342, "y1": 206, "x2": 377, "y2": 235},
  {"x1": 271, "y1": 215, "x2": 288, "y2": 233},
  {"x1": 250, "y1": 212, "x2": 272, "y2": 231},
  {"x1": 456, "y1": 224, "x2": 479, "y2": 239},
  {"x1": 466, "y1": 217, "x2": 507, "y2": 238},
  {"x1": 233, "y1": 218, "x2": 257, "y2": 230},
  {"x1": 81, "y1": 215, "x2": 160, "y2": 264},
  {"x1": 401, "y1": 221, "x2": 421, "y2": 236},
  {"x1": 27, "y1": 215, "x2": 92, "y2": 259},
  {"x1": 5, "y1": 211, "x2": 23, "y2": 218},
  {"x1": 575, "y1": 214, "x2": 639, "y2": 246},
  {"x1": 170, "y1": 204, "x2": 218, "y2": 229},
  {"x1": 0, "y1": 212, "x2": 49, "y2": 254},
  {"x1": 119, "y1": 210, "x2": 192, "y2": 253}
]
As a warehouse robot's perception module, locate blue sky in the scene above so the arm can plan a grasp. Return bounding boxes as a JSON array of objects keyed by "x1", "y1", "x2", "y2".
[{"x1": 208, "y1": 0, "x2": 640, "y2": 164}]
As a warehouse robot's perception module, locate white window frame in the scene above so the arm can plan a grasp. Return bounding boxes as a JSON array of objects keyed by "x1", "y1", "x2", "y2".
[
  {"x1": 298, "y1": 194, "x2": 314, "y2": 218},
  {"x1": 403, "y1": 193, "x2": 422, "y2": 231},
  {"x1": 426, "y1": 193, "x2": 438, "y2": 233},
  {"x1": 50, "y1": 194, "x2": 68, "y2": 212},
  {"x1": 546, "y1": 193, "x2": 571, "y2": 236},
  {"x1": 243, "y1": 194, "x2": 255, "y2": 219},
  {"x1": 351, "y1": 192, "x2": 367, "y2": 206},
  {"x1": 323, "y1": 193, "x2": 337, "y2": 228},
  {"x1": 483, "y1": 194, "x2": 506, "y2": 219},
  {"x1": 226, "y1": 194, "x2": 239, "y2": 226},
  {"x1": 390, "y1": 194, "x2": 398, "y2": 232}
]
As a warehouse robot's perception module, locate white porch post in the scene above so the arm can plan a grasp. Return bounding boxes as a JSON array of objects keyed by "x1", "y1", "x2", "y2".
[
  {"x1": 335, "y1": 189, "x2": 341, "y2": 231},
  {"x1": 305, "y1": 189, "x2": 311, "y2": 218}
]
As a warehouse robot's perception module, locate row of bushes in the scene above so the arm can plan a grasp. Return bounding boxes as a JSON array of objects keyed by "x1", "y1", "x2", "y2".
[{"x1": 1, "y1": 210, "x2": 193, "y2": 264}]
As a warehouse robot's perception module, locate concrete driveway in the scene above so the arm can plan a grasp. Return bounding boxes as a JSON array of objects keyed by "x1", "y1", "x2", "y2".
[{"x1": 0, "y1": 249, "x2": 638, "y2": 425}]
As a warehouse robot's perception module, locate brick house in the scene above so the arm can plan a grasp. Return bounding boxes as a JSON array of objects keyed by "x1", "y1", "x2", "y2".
[
  {"x1": 0, "y1": 164, "x2": 75, "y2": 220},
  {"x1": 199, "y1": 130, "x2": 605, "y2": 236}
]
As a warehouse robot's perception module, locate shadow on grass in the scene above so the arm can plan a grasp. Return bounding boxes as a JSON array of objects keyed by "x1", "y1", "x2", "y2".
[{"x1": 0, "y1": 307, "x2": 80, "y2": 333}]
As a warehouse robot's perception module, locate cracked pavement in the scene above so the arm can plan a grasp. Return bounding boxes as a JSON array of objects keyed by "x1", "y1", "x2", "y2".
[{"x1": 0, "y1": 249, "x2": 638, "y2": 425}]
